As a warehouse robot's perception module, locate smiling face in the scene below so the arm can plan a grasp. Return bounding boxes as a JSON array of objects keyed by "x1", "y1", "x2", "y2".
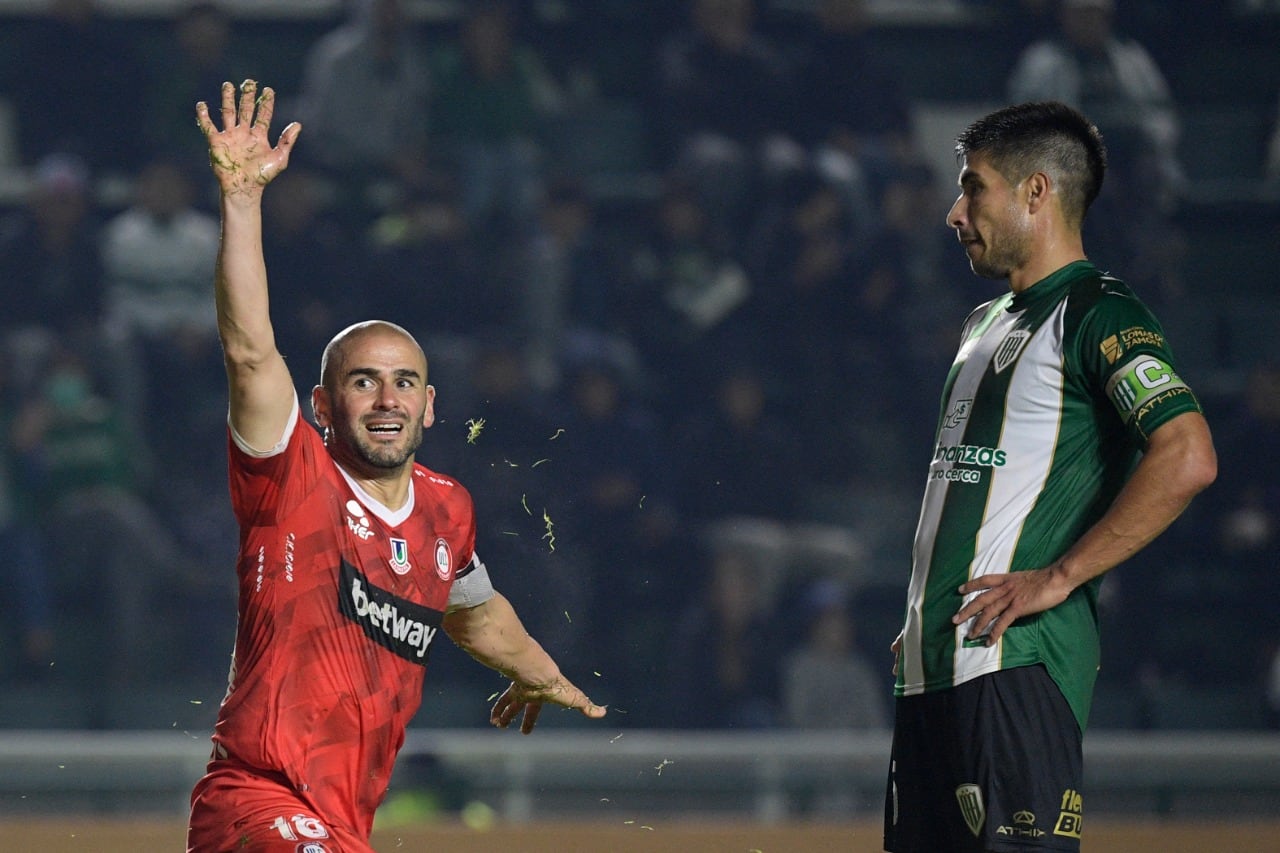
[
  {"x1": 946, "y1": 151, "x2": 1033, "y2": 282},
  {"x1": 313, "y1": 322, "x2": 435, "y2": 476}
]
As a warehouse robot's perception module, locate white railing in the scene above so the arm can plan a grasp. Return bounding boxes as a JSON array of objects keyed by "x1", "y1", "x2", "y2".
[{"x1": 2, "y1": 729, "x2": 1279, "y2": 820}]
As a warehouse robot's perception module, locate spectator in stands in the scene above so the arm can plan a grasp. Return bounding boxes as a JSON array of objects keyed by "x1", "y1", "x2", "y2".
[
  {"x1": 9, "y1": 342, "x2": 211, "y2": 685},
  {"x1": 259, "y1": 164, "x2": 369, "y2": 403},
  {"x1": 541, "y1": 331, "x2": 684, "y2": 669},
  {"x1": 826, "y1": 162, "x2": 973, "y2": 477},
  {"x1": 99, "y1": 153, "x2": 221, "y2": 465},
  {"x1": 100, "y1": 154, "x2": 220, "y2": 348},
  {"x1": 544, "y1": 331, "x2": 675, "y2": 582},
  {"x1": 1007, "y1": 0, "x2": 1186, "y2": 301},
  {"x1": 428, "y1": 0, "x2": 564, "y2": 236},
  {"x1": 667, "y1": 545, "x2": 780, "y2": 728},
  {"x1": 622, "y1": 179, "x2": 753, "y2": 415},
  {"x1": 1, "y1": 0, "x2": 147, "y2": 173},
  {"x1": 0, "y1": 152, "x2": 104, "y2": 351},
  {"x1": 366, "y1": 174, "x2": 504, "y2": 343},
  {"x1": 293, "y1": 0, "x2": 432, "y2": 221},
  {"x1": 672, "y1": 356, "x2": 803, "y2": 524},
  {"x1": 518, "y1": 177, "x2": 622, "y2": 390},
  {"x1": 0, "y1": 343, "x2": 54, "y2": 683},
  {"x1": 780, "y1": 578, "x2": 887, "y2": 730},
  {"x1": 789, "y1": 0, "x2": 919, "y2": 206},
  {"x1": 1204, "y1": 363, "x2": 1280, "y2": 622},
  {"x1": 652, "y1": 0, "x2": 796, "y2": 234},
  {"x1": 143, "y1": 1, "x2": 255, "y2": 167},
  {"x1": 744, "y1": 169, "x2": 917, "y2": 483},
  {"x1": 442, "y1": 334, "x2": 595, "y2": 687}
]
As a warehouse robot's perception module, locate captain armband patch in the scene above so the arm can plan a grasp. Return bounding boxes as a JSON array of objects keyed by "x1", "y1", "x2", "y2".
[{"x1": 1104, "y1": 354, "x2": 1192, "y2": 425}]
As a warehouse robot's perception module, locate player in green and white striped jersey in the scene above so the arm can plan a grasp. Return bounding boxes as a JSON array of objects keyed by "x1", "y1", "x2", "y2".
[{"x1": 884, "y1": 102, "x2": 1216, "y2": 853}]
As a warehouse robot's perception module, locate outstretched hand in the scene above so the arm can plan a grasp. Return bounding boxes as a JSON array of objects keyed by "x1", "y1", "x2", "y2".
[
  {"x1": 195, "y1": 79, "x2": 300, "y2": 198},
  {"x1": 490, "y1": 676, "x2": 607, "y2": 735}
]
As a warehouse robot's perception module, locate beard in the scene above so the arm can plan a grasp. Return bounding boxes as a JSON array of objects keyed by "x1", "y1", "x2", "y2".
[
  {"x1": 967, "y1": 218, "x2": 1032, "y2": 280},
  {"x1": 335, "y1": 419, "x2": 425, "y2": 470}
]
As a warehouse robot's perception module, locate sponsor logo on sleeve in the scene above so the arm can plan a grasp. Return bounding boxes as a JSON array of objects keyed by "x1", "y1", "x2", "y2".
[{"x1": 1100, "y1": 327, "x2": 1165, "y2": 365}]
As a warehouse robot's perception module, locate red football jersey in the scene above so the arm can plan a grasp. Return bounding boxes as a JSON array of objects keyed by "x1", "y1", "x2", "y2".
[{"x1": 204, "y1": 409, "x2": 476, "y2": 838}]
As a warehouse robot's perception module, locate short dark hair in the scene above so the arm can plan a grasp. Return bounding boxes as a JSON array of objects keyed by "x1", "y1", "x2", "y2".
[{"x1": 955, "y1": 101, "x2": 1107, "y2": 228}]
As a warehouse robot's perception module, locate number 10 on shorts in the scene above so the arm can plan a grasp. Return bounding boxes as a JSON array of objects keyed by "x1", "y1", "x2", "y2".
[{"x1": 272, "y1": 813, "x2": 331, "y2": 841}]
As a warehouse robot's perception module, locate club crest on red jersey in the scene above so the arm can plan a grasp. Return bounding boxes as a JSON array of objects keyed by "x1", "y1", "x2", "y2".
[
  {"x1": 390, "y1": 537, "x2": 411, "y2": 575},
  {"x1": 434, "y1": 538, "x2": 453, "y2": 581}
]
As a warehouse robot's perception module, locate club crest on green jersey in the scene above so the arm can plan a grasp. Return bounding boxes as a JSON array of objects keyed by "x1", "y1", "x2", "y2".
[{"x1": 993, "y1": 329, "x2": 1032, "y2": 374}]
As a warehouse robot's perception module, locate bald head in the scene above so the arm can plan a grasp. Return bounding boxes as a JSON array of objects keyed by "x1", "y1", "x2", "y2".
[{"x1": 320, "y1": 320, "x2": 427, "y2": 392}]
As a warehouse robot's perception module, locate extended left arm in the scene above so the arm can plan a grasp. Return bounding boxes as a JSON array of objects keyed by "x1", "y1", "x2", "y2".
[
  {"x1": 954, "y1": 410, "x2": 1217, "y2": 644},
  {"x1": 443, "y1": 591, "x2": 606, "y2": 733}
]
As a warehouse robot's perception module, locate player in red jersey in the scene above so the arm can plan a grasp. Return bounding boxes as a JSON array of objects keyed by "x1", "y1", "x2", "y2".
[{"x1": 187, "y1": 80, "x2": 606, "y2": 853}]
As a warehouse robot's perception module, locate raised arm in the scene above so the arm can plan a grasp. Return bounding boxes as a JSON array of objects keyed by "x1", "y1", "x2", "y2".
[
  {"x1": 195, "y1": 80, "x2": 301, "y2": 450},
  {"x1": 443, "y1": 592, "x2": 606, "y2": 734}
]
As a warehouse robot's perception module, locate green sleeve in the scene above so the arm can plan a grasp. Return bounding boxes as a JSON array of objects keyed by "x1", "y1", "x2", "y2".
[{"x1": 1072, "y1": 291, "x2": 1203, "y2": 446}]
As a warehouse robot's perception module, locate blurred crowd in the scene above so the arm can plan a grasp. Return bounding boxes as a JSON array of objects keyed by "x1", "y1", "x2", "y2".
[{"x1": 0, "y1": 0, "x2": 1277, "y2": 732}]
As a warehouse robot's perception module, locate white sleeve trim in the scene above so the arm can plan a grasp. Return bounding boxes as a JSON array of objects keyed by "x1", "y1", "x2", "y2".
[{"x1": 229, "y1": 394, "x2": 300, "y2": 458}]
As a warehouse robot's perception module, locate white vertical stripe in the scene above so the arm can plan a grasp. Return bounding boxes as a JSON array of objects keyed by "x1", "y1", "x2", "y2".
[
  {"x1": 901, "y1": 307, "x2": 1018, "y2": 693},
  {"x1": 952, "y1": 303, "x2": 1066, "y2": 680}
]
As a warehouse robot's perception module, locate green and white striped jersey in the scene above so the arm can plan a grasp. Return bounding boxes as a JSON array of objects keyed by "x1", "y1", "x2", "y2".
[{"x1": 895, "y1": 260, "x2": 1202, "y2": 730}]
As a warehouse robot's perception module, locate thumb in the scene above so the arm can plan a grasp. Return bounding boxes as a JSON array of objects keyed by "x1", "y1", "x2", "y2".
[{"x1": 279, "y1": 121, "x2": 302, "y2": 151}]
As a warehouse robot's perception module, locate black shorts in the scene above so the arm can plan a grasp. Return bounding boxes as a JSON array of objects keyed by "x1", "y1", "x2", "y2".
[{"x1": 883, "y1": 664, "x2": 1084, "y2": 853}]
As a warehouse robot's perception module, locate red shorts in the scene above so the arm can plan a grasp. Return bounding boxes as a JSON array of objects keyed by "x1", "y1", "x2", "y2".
[{"x1": 187, "y1": 763, "x2": 372, "y2": 853}]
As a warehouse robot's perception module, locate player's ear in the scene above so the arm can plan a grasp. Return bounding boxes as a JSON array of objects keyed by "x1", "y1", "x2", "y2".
[
  {"x1": 311, "y1": 385, "x2": 330, "y2": 428},
  {"x1": 422, "y1": 385, "x2": 436, "y2": 429},
  {"x1": 1025, "y1": 171, "x2": 1051, "y2": 213}
]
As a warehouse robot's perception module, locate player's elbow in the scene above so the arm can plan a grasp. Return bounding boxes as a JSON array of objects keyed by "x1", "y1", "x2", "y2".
[
  {"x1": 1152, "y1": 412, "x2": 1217, "y2": 499},
  {"x1": 1184, "y1": 440, "x2": 1217, "y2": 496},
  {"x1": 1170, "y1": 426, "x2": 1217, "y2": 500}
]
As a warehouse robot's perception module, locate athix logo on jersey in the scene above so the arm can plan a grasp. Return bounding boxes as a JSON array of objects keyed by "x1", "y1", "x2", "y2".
[
  {"x1": 434, "y1": 538, "x2": 453, "y2": 581},
  {"x1": 956, "y1": 783, "x2": 986, "y2": 838},
  {"x1": 992, "y1": 329, "x2": 1031, "y2": 374},
  {"x1": 389, "y1": 538, "x2": 411, "y2": 575},
  {"x1": 996, "y1": 809, "x2": 1045, "y2": 839},
  {"x1": 339, "y1": 560, "x2": 443, "y2": 665}
]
